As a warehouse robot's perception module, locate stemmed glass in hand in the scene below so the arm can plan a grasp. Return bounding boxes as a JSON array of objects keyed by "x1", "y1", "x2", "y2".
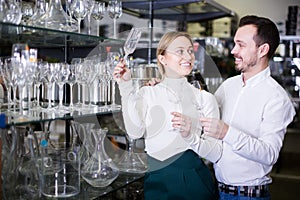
[
  {"x1": 191, "y1": 80, "x2": 205, "y2": 134},
  {"x1": 108, "y1": 0, "x2": 122, "y2": 39},
  {"x1": 91, "y1": 2, "x2": 105, "y2": 37},
  {"x1": 123, "y1": 27, "x2": 142, "y2": 61}
]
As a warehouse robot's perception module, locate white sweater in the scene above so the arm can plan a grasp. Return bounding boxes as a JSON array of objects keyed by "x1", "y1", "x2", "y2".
[{"x1": 119, "y1": 77, "x2": 222, "y2": 162}]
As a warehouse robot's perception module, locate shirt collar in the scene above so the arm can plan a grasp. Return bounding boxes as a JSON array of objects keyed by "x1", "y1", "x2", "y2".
[{"x1": 241, "y1": 67, "x2": 271, "y2": 87}]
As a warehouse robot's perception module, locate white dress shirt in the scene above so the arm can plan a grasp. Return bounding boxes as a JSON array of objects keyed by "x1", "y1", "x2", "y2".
[
  {"x1": 119, "y1": 77, "x2": 222, "y2": 162},
  {"x1": 214, "y1": 67, "x2": 296, "y2": 186}
]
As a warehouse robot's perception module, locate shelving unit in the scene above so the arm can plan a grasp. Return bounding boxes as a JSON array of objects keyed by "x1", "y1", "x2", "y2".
[
  {"x1": 0, "y1": 1, "x2": 238, "y2": 198},
  {"x1": 0, "y1": 21, "x2": 143, "y2": 199}
]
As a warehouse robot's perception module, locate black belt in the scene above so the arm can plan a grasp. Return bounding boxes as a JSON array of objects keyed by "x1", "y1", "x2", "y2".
[{"x1": 218, "y1": 182, "x2": 269, "y2": 197}]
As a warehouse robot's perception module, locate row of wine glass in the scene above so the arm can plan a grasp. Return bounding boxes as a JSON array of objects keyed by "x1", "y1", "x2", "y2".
[
  {"x1": 0, "y1": 50, "x2": 122, "y2": 121},
  {"x1": 0, "y1": 0, "x2": 122, "y2": 36}
]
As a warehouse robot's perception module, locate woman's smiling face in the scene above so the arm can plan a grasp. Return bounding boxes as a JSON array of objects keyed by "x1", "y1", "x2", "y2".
[{"x1": 159, "y1": 36, "x2": 195, "y2": 78}]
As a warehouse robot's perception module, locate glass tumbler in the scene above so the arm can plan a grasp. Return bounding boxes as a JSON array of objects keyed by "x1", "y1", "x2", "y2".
[{"x1": 39, "y1": 141, "x2": 80, "y2": 198}]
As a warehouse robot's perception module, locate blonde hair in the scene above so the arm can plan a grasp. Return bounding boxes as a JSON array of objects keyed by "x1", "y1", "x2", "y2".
[{"x1": 156, "y1": 31, "x2": 193, "y2": 79}]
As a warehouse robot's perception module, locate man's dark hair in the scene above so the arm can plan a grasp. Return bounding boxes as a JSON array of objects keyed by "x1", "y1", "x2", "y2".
[{"x1": 239, "y1": 15, "x2": 280, "y2": 59}]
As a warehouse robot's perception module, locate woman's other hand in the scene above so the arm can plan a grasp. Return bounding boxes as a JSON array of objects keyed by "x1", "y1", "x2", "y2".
[{"x1": 171, "y1": 112, "x2": 192, "y2": 138}]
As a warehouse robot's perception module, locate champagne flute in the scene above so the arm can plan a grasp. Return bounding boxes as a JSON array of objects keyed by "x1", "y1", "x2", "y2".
[
  {"x1": 67, "y1": 63, "x2": 76, "y2": 110},
  {"x1": 108, "y1": 0, "x2": 122, "y2": 39},
  {"x1": 123, "y1": 27, "x2": 142, "y2": 61},
  {"x1": 85, "y1": 0, "x2": 95, "y2": 35}
]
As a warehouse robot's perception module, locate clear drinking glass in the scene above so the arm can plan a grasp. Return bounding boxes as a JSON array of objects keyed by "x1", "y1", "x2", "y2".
[
  {"x1": 24, "y1": 50, "x2": 37, "y2": 113},
  {"x1": 3, "y1": 57, "x2": 18, "y2": 114},
  {"x1": 123, "y1": 27, "x2": 142, "y2": 61},
  {"x1": 32, "y1": 59, "x2": 46, "y2": 110},
  {"x1": 65, "y1": 0, "x2": 75, "y2": 24},
  {"x1": 20, "y1": 1, "x2": 34, "y2": 25},
  {"x1": 71, "y1": 0, "x2": 88, "y2": 33},
  {"x1": 191, "y1": 80, "x2": 205, "y2": 134},
  {"x1": 0, "y1": 0, "x2": 8, "y2": 22},
  {"x1": 73, "y1": 58, "x2": 85, "y2": 109},
  {"x1": 2, "y1": 0, "x2": 22, "y2": 25},
  {"x1": 85, "y1": 0, "x2": 95, "y2": 35},
  {"x1": 15, "y1": 50, "x2": 29, "y2": 115},
  {"x1": 106, "y1": 52, "x2": 120, "y2": 109},
  {"x1": 108, "y1": 0, "x2": 122, "y2": 39},
  {"x1": 0, "y1": 58, "x2": 13, "y2": 109},
  {"x1": 83, "y1": 59, "x2": 98, "y2": 109},
  {"x1": 67, "y1": 63, "x2": 76, "y2": 110},
  {"x1": 98, "y1": 63, "x2": 112, "y2": 111},
  {"x1": 43, "y1": 63, "x2": 57, "y2": 111},
  {"x1": 91, "y1": 1, "x2": 105, "y2": 37},
  {"x1": 56, "y1": 63, "x2": 70, "y2": 110}
]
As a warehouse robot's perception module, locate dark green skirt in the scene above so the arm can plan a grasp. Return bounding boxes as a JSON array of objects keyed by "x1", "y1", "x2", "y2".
[{"x1": 144, "y1": 150, "x2": 218, "y2": 200}]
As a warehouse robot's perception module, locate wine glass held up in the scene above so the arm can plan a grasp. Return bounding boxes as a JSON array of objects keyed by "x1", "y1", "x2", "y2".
[
  {"x1": 115, "y1": 27, "x2": 142, "y2": 78},
  {"x1": 123, "y1": 27, "x2": 142, "y2": 61}
]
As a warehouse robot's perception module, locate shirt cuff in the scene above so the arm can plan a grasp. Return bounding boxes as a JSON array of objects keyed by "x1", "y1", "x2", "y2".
[
  {"x1": 119, "y1": 80, "x2": 133, "y2": 97},
  {"x1": 222, "y1": 125, "x2": 241, "y2": 145}
]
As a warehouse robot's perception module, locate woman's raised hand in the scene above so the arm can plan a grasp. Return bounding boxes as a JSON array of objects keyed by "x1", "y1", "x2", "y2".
[{"x1": 113, "y1": 58, "x2": 131, "y2": 83}]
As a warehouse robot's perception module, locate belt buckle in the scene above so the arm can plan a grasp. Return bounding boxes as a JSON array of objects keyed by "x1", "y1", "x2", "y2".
[{"x1": 240, "y1": 185, "x2": 268, "y2": 197}]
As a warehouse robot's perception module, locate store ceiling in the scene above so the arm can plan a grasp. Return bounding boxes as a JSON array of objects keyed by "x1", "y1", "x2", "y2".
[{"x1": 120, "y1": 0, "x2": 236, "y2": 22}]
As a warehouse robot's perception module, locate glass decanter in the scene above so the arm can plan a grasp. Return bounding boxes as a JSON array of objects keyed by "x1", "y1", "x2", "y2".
[
  {"x1": 27, "y1": 0, "x2": 47, "y2": 27},
  {"x1": 34, "y1": 0, "x2": 77, "y2": 32},
  {"x1": 117, "y1": 135, "x2": 148, "y2": 174},
  {"x1": 81, "y1": 127, "x2": 119, "y2": 187}
]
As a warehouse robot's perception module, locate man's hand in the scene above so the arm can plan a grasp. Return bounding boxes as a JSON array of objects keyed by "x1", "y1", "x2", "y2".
[
  {"x1": 200, "y1": 118, "x2": 228, "y2": 140},
  {"x1": 145, "y1": 78, "x2": 161, "y2": 86}
]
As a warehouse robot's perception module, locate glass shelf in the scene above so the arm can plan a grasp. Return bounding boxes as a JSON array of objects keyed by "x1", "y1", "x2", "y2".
[
  {"x1": 0, "y1": 21, "x2": 124, "y2": 46},
  {"x1": 70, "y1": 173, "x2": 144, "y2": 200},
  {"x1": 1, "y1": 106, "x2": 122, "y2": 127},
  {"x1": 0, "y1": 21, "x2": 125, "y2": 60}
]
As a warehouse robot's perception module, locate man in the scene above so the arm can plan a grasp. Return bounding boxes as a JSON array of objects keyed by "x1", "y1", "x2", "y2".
[{"x1": 200, "y1": 15, "x2": 296, "y2": 200}]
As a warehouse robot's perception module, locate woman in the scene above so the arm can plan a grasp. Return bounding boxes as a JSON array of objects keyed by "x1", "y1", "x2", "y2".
[{"x1": 114, "y1": 31, "x2": 221, "y2": 200}]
